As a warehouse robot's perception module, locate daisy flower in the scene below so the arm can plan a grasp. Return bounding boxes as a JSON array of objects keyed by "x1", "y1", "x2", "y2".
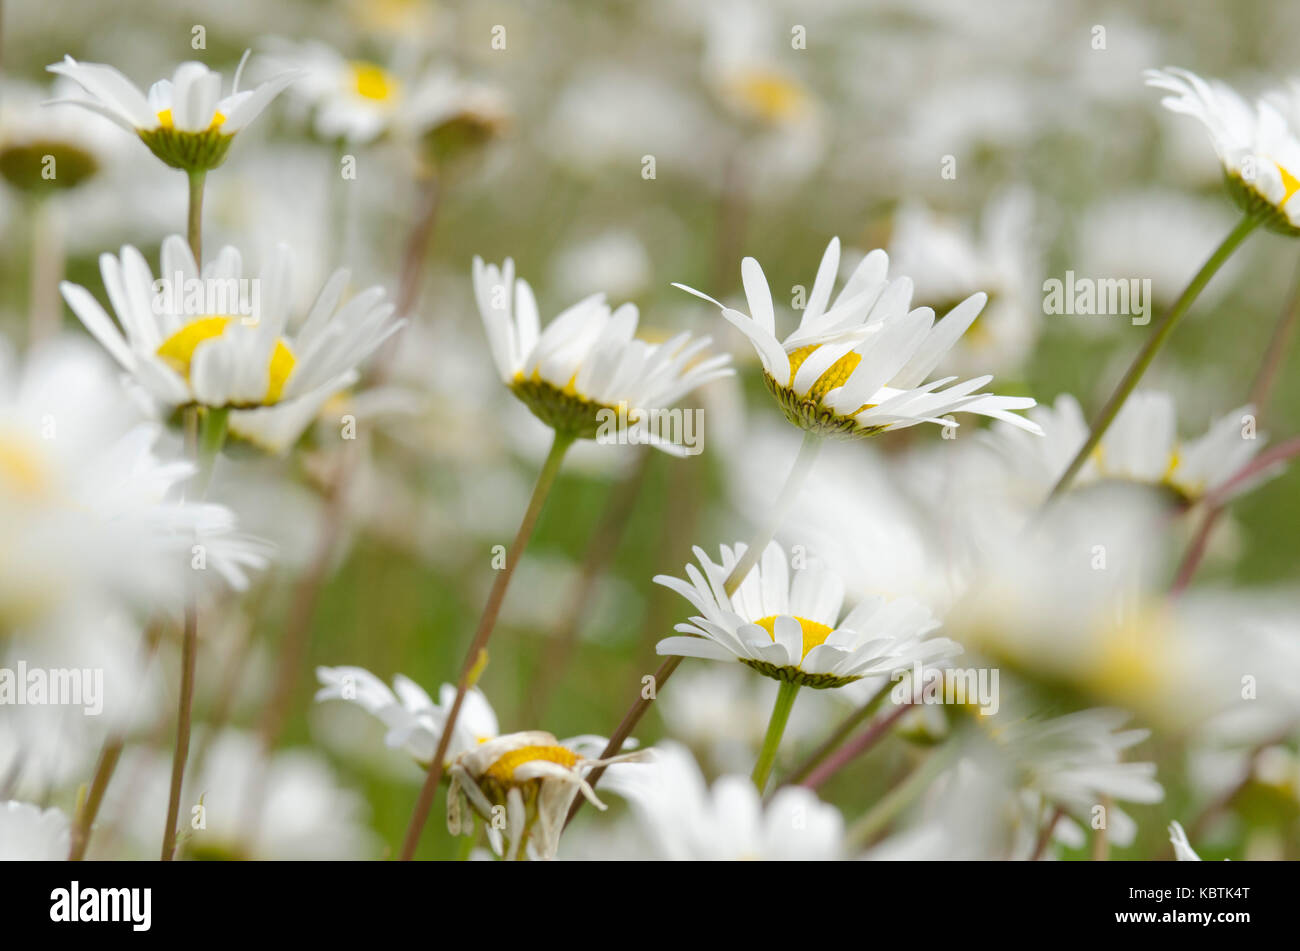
[
  {"x1": 472, "y1": 256, "x2": 732, "y2": 452},
  {"x1": 0, "y1": 338, "x2": 267, "y2": 633},
  {"x1": 0, "y1": 801, "x2": 69, "y2": 860},
  {"x1": 315, "y1": 665, "x2": 500, "y2": 767},
  {"x1": 447, "y1": 730, "x2": 648, "y2": 861},
  {"x1": 675, "y1": 237, "x2": 1041, "y2": 438},
  {"x1": 260, "y1": 41, "x2": 405, "y2": 144},
  {"x1": 987, "y1": 392, "x2": 1271, "y2": 503},
  {"x1": 261, "y1": 41, "x2": 507, "y2": 153},
  {"x1": 0, "y1": 78, "x2": 122, "y2": 192},
  {"x1": 1145, "y1": 66, "x2": 1300, "y2": 235},
  {"x1": 47, "y1": 53, "x2": 296, "y2": 172},
  {"x1": 59, "y1": 236, "x2": 402, "y2": 422},
  {"x1": 655, "y1": 540, "x2": 960, "y2": 689},
  {"x1": 609, "y1": 741, "x2": 844, "y2": 860}
]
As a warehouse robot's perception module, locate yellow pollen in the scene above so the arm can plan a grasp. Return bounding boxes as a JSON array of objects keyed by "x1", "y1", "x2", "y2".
[
  {"x1": 156, "y1": 317, "x2": 297, "y2": 405},
  {"x1": 754, "y1": 614, "x2": 834, "y2": 662},
  {"x1": 351, "y1": 62, "x2": 399, "y2": 102},
  {"x1": 0, "y1": 432, "x2": 49, "y2": 497},
  {"x1": 155, "y1": 109, "x2": 226, "y2": 132},
  {"x1": 484, "y1": 744, "x2": 580, "y2": 784},
  {"x1": 786, "y1": 344, "x2": 862, "y2": 402},
  {"x1": 727, "y1": 70, "x2": 806, "y2": 123}
]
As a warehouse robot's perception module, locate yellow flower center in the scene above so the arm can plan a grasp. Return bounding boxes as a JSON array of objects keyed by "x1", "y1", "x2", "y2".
[
  {"x1": 786, "y1": 344, "x2": 863, "y2": 402},
  {"x1": 483, "y1": 744, "x2": 581, "y2": 784},
  {"x1": 1278, "y1": 162, "x2": 1300, "y2": 204},
  {"x1": 0, "y1": 430, "x2": 49, "y2": 497},
  {"x1": 726, "y1": 70, "x2": 807, "y2": 123},
  {"x1": 351, "y1": 62, "x2": 399, "y2": 102},
  {"x1": 156, "y1": 109, "x2": 227, "y2": 132},
  {"x1": 754, "y1": 614, "x2": 834, "y2": 662},
  {"x1": 156, "y1": 316, "x2": 297, "y2": 405}
]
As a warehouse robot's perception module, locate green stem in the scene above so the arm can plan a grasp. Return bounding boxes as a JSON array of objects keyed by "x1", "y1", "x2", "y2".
[
  {"x1": 751, "y1": 680, "x2": 799, "y2": 791},
  {"x1": 399, "y1": 429, "x2": 575, "y2": 860},
  {"x1": 777, "y1": 682, "x2": 891, "y2": 791},
  {"x1": 1047, "y1": 214, "x2": 1261, "y2": 501},
  {"x1": 846, "y1": 743, "x2": 956, "y2": 850},
  {"x1": 186, "y1": 170, "x2": 206, "y2": 266},
  {"x1": 196, "y1": 406, "x2": 229, "y2": 496},
  {"x1": 161, "y1": 405, "x2": 201, "y2": 861}
]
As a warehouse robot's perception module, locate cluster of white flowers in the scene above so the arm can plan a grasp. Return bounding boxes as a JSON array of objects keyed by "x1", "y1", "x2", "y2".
[{"x1": 2, "y1": 4, "x2": 1297, "y2": 869}]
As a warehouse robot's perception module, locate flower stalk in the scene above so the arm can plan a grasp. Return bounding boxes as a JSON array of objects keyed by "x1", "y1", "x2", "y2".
[
  {"x1": 399, "y1": 429, "x2": 575, "y2": 860},
  {"x1": 1048, "y1": 214, "x2": 1261, "y2": 500}
]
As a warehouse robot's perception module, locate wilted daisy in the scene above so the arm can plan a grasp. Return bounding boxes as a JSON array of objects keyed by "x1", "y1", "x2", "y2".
[
  {"x1": 60, "y1": 236, "x2": 401, "y2": 420},
  {"x1": 0, "y1": 801, "x2": 69, "y2": 860},
  {"x1": 315, "y1": 665, "x2": 499, "y2": 767},
  {"x1": 447, "y1": 730, "x2": 648, "y2": 860},
  {"x1": 676, "y1": 238, "x2": 1040, "y2": 438},
  {"x1": 655, "y1": 540, "x2": 960, "y2": 689},
  {"x1": 1146, "y1": 67, "x2": 1300, "y2": 235},
  {"x1": 473, "y1": 256, "x2": 732, "y2": 451},
  {"x1": 47, "y1": 53, "x2": 296, "y2": 172}
]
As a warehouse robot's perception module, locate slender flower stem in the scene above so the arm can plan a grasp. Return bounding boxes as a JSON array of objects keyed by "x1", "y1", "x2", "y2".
[
  {"x1": 778, "y1": 682, "x2": 891, "y2": 791},
  {"x1": 801, "y1": 701, "x2": 913, "y2": 791},
  {"x1": 846, "y1": 743, "x2": 956, "y2": 850},
  {"x1": 399, "y1": 430, "x2": 575, "y2": 860},
  {"x1": 258, "y1": 444, "x2": 358, "y2": 751},
  {"x1": 567, "y1": 431, "x2": 824, "y2": 826},
  {"x1": 1172, "y1": 435, "x2": 1300, "y2": 592},
  {"x1": 27, "y1": 196, "x2": 63, "y2": 347},
  {"x1": 69, "y1": 619, "x2": 164, "y2": 861},
  {"x1": 1030, "y1": 805, "x2": 1066, "y2": 861},
  {"x1": 186, "y1": 171, "x2": 206, "y2": 266},
  {"x1": 1172, "y1": 260, "x2": 1300, "y2": 592},
  {"x1": 161, "y1": 406, "x2": 201, "y2": 861},
  {"x1": 751, "y1": 681, "x2": 800, "y2": 791},
  {"x1": 1048, "y1": 215, "x2": 1261, "y2": 501},
  {"x1": 68, "y1": 739, "x2": 122, "y2": 861},
  {"x1": 520, "y1": 448, "x2": 651, "y2": 724}
]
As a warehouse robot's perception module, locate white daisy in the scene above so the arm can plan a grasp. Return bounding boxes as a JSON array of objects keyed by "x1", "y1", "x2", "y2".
[
  {"x1": 0, "y1": 338, "x2": 268, "y2": 633},
  {"x1": 1146, "y1": 66, "x2": 1300, "y2": 234},
  {"x1": 0, "y1": 801, "x2": 69, "y2": 860},
  {"x1": 47, "y1": 53, "x2": 295, "y2": 172},
  {"x1": 885, "y1": 188, "x2": 1041, "y2": 376},
  {"x1": 260, "y1": 41, "x2": 405, "y2": 144},
  {"x1": 447, "y1": 730, "x2": 648, "y2": 861},
  {"x1": 472, "y1": 256, "x2": 732, "y2": 451},
  {"x1": 0, "y1": 78, "x2": 123, "y2": 192},
  {"x1": 655, "y1": 540, "x2": 960, "y2": 689},
  {"x1": 987, "y1": 392, "x2": 1271, "y2": 503},
  {"x1": 315, "y1": 665, "x2": 499, "y2": 768},
  {"x1": 676, "y1": 237, "x2": 1041, "y2": 438},
  {"x1": 610, "y1": 741, "x2": 843, "y2": 860},
  {"x1": 60, "y1": 236, "x2": 401, "y2": 418},
  {"x1": 261, "y1": 41, "x2": 506, "y2": 150}
]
